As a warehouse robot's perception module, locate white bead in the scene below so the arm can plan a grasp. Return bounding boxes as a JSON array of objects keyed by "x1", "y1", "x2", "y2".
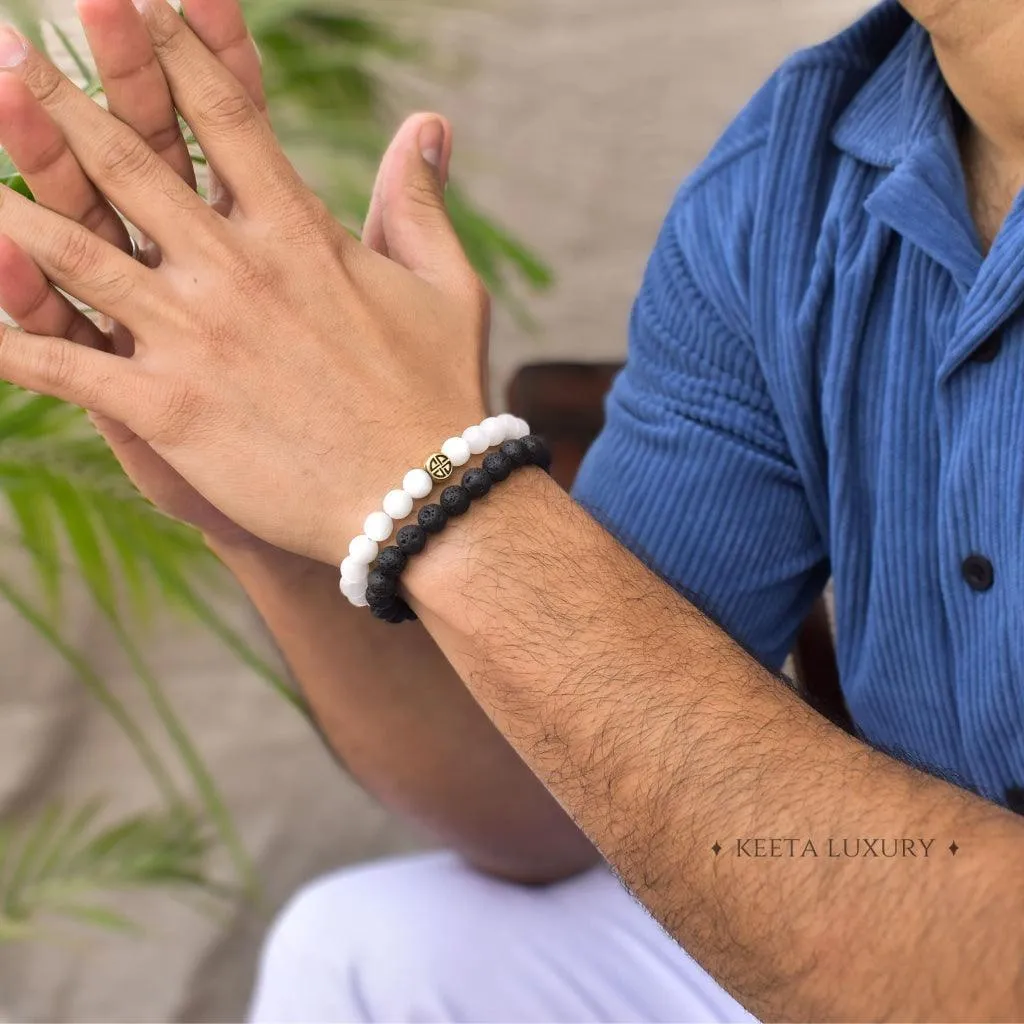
[
  {"x1": 498, "y1": 413, "x2": 520, "y2": 441},
  {"x1": 512, "y1": 417, "x2": 531, "y2": 439},
  {"x1": 441, "y1": 437, "x2": 472, "y2": 467},
  {"x1": 340, "y1": 579, "x2": 368, "y2": 607},
  {"x1": 462, "y1": 424, "x2": 489, "y2": 455},
  {"x1": 383, "y1": 489, "x2": 415, "y2": 521},
  {"x1": 480, "y1": 417, "x2": 505, "y2": 447},
  {"x1": 340, "y1": 557, "x2": 369, "y2": 583},
  {"x1": 403, "y1": 468, "x2": 433, "y2": 500},
  {"x1": 348, "y1": 535, "x2": 378, "y2": 565},
  {"x1": 364, "y1": 511, "x2": 394, "y2": 543}
]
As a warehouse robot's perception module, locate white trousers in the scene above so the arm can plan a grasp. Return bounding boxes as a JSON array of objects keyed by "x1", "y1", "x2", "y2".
[{"x1": 248, "y1": 852, "x2": 756, "y2": 1023}]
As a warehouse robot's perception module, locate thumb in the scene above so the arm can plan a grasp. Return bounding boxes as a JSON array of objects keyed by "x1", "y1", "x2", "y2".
[{"x1": 368, "y1": 115, "x2": 470, "y2": 292}]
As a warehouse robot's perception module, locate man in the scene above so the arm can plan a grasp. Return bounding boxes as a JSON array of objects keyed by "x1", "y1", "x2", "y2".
[{"x1": 0, "y1": 0, "x2": 1019, "y2": 1018}]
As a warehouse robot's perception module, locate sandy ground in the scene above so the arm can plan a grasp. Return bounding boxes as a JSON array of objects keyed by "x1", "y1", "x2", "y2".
[{"x1": 0, "y1": 1, "x2": 870, "y2": 1019}]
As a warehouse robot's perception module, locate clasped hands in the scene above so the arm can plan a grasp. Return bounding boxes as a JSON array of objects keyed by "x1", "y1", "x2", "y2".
[{"x1": 0, "y1": 0, "x2": 489, "y2": 566}]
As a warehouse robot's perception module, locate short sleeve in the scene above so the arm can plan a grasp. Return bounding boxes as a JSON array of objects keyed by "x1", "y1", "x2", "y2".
[{"x1": 573, "y1": 112, "x2": 828, "y2": 670}]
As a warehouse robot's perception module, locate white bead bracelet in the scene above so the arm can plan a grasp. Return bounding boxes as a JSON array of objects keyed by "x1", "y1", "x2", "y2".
[{"x1": 340, "y1": 415, "x2": 530, "y2": 606}]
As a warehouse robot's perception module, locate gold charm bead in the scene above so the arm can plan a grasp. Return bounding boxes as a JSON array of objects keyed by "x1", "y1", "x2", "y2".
[{"x1": 425, "y1": 452, "x2": 454, "y2": 482}]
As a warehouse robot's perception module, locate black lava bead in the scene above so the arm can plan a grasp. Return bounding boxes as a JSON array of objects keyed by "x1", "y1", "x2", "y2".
[
  {"x1": 500, "y1": 439, "x2": 529, "y2": 466},
  {"x1": 462, "y1": 468, "x2": 492, "y2": 500},
  {"x1": 366, "y1": 569, "x2": 397, "y2": 603},
  {"x1": 372, "y1": 598, "x2": 414, "y2": 623},
  {"x1": 396, "y1": 525, "x2": 427, "y2": 556},
  {"x1": 521, "y1": 434, "x2": 551, "y2": 471},
  {"x1": 440, "y1": 485, "x2": 472, "y2": 517},
  {"x1": 375, "y1": 546, "x2": 407, "y2": 578},
  {"x1": 370, "y1": 597, "x2": 399, "y2": 620},
  {"x1": 418, "y1": 503, "x2": 449, "y2": 534},
  {"x1": 482, "y1": 451, "x2": 513, "y2": 482}
]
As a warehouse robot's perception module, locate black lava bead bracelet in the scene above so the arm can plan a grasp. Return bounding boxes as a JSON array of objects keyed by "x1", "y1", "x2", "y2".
[{"x1": 366, "y1": 435, "x2": 552, "y2": 624}]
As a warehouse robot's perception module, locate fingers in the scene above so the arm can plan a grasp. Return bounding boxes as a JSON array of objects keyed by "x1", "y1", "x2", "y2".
[
  {"x1": 372, "y1": 115, "x2": 471, "y2": 294},
  {"x1": 0, "y1": 234, "x2": 110, "y2": 351},
  {"x1": 179, "y1": 0, "x2": 267, "y2": 213},
  {"x1": 0, "y1": 72, "x2": 128, "y2": 250},
  {"x1": 82, "y1": 0, "x2": 270, "y2": 217},
  {"x1": 0, "y1": 25, "x2": 219, "y2": 257},
  {"x1": 363, "y1": 114, "x2": 452, "y2": 257},
  {"x1": 0, "y1": 182, "x2": 162, "y2": 331},
  {"x1": 0, "y1": 321, "x2": 145, "y2": 424},
  {"x1": 180, "y1": 0, "x2": 266, "y2": 117},
  {"x1": 134, "y1": 0, "x2": 301, "y2": 216},
  {"x1": 79, "y1": 0, "x2": 195, "y2": 188}
]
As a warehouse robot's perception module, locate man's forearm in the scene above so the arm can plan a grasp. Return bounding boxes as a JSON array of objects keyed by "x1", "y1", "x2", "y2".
[
  {"x1": 209, "y1": 538, "x2": 597, "y2": 883},
  {"x1": 408, "y1": 469, "x2": 1024, "y2": 1020}
]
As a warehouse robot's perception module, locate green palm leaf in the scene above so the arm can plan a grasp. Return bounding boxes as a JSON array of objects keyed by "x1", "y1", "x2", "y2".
[
  {"x1": 0, "y1": 803, "x2": 226, "y2": 943},
  {"x1": 0, "y1": 383, "x2": 291, "y2": 890},
  {"x1": 0, "y1": 570, "x2": 181, "y2": 806}
]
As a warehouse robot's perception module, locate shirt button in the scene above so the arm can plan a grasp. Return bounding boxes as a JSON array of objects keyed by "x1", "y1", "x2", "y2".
[
  {"x1": 970, "y1": 332, "x2": 1003, "y2": 364},
  {"x1": 962, "y1": 555, "x2": 995, "y2": 592},
  {"x1": 1007, "y1": 788, "x2": 1024, "y2": 815}
]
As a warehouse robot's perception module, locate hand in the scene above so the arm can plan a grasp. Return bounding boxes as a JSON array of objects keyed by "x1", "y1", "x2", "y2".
[
  {"x1": 0, "y1": 0, "x2": 270, "y2": 546},
  {"x1": 0, "y1": 0, "x2": 488, "y2": 565}
]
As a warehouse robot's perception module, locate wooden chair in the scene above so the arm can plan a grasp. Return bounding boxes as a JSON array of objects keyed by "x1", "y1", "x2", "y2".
[{"x1": 508, "y1": 362, "x2": 854, "y2": 734}]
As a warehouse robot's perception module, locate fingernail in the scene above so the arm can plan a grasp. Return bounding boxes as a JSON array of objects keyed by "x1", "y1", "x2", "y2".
[
  {"x1": 418, "y1": 118, "x2": 445, "y2": 168},
  {"x1": 131, "y1": 0, "x2": 151, "y2": 15},
  {"x1": 0, "y1": 27, "x2": 27, "y2": 69}
]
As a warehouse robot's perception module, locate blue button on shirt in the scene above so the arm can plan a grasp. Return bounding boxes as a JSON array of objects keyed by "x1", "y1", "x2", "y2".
[{"x1": 574, "y1": 1, "x2": 1024, "y2": 805}]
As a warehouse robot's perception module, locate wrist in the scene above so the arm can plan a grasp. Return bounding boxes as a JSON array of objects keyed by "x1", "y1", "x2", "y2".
[
  {"x1": 316, "y1": 408, "x2": 493, "y2": 570},
  {"x1": 206, "y1": 530, "x2": 327, "y2": 585},
  {"x1": 402, "y1": 466, "x2": 564, "y2": 625},
  {"x1": 336, "y1": 412, "x2": 536, "y2": 613}
]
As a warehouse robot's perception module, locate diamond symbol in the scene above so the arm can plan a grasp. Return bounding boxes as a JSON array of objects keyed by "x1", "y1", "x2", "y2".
[
  {"x1": 949, "y1": 842, "x2": 959, "y2": 856},
  {"x1": 712, "y1": 842, "x2": 722, "y2": 856}
]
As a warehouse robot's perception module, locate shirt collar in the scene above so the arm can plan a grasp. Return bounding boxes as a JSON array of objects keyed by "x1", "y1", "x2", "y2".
[
  {"x1": 831, "y1": 19, "x2": 960, "y2": 170},
  {"x1": 831, "y1": 15, "x2": 1011, "y2": 375}
]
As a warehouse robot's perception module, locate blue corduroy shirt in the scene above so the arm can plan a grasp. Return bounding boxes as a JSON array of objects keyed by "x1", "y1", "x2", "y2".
[{"x1": 574, "y1": 1, "x2": 1024, "y2": 808}]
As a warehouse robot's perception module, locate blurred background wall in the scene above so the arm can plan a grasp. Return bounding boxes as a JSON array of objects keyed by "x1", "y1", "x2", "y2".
[{"x1": 1, "y1": 0, "x2": 869, "y2": 1020}]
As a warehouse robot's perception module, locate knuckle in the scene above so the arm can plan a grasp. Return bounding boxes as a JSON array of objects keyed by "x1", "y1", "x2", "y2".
[
  {"x1": 93, "y1": 271, "x2": 136, "y2": 308},
  {"x1": 49, "y1": 228, "x2": 101, "y2": 281},
  {"x1": 196, "y1": 88, "x2": 255, "y2": 135},
  {"x1": 39, "y1": 341, "x2": 79, "y2": 395},
  {"x1": 147, "y1": 12, "x2": 186, "y2": 52},
  {"x1": 96, "y1": 131, "x2": 154, "y2": 185},
  {"x1": 22, "y1": 62, "x2": 65, "y2": 108},
  {"x1": 46, "y1": 226, "x2": 135, "y2": 306},
  {"x1": 403, "y1": 176, "x2": 444, "y2": 217},
  {"x1": 281, "y1": 195, "x2": 336, "y2": 246}
]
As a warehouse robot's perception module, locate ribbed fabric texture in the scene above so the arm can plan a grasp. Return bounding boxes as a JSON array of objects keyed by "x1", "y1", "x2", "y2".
[{"x1": 574, "y1": 0, "x2": 1024, "y2": 806}]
